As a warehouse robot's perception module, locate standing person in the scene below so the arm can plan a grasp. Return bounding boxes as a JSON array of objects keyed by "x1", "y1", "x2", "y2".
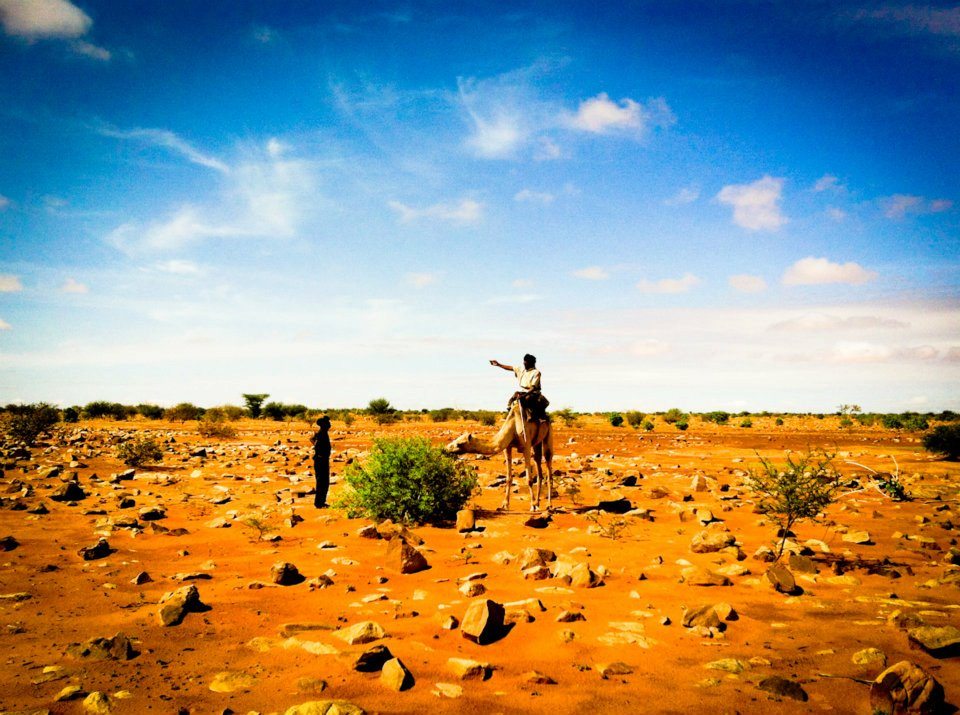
[
  {"x1": 310, "y1": 415, "x2": 332, "y2": 508},
  {"x1": 489, "y1": 354, "x2": 549, "y2": 420}
]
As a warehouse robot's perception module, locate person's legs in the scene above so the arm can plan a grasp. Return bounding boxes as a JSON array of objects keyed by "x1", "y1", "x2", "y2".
[{"x1": 314, "y1": 457, "x2": 330, "y2": 507}]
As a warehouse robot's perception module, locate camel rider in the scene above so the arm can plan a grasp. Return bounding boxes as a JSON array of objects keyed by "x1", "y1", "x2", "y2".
[{"x1": 489, "y1": 354, "x2": 550, "y2": 421}]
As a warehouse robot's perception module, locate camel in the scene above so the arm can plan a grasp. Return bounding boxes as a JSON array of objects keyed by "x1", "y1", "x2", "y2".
[{"x1": 445, "y1": 400, "x2": 554, "y2": 511}]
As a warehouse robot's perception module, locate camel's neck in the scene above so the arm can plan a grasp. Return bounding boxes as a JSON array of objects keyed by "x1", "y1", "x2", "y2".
[{"x1": 466, "y1": 409, "x2": 519, "y2": 454}]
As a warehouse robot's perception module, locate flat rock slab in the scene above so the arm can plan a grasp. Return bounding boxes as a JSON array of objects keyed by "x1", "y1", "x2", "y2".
[
  {"x1": 758, "y1": 676, "x2": 808, "y2": 702},
  {"x1": 334, "y1": 621, "x2": 385, "y2": 645},
  {"x1": 907, "y1": 625, "x2": 960, "y2": 656},
  {"x1": 284, "y1": 701, "x2": 366, "y2": 715},
  {"x1": 210, "y1": 670, "x2": 258, "y2": 693}
]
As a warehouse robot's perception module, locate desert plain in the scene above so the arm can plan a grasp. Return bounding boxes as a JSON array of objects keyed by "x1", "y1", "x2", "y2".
[{"x1": 1, "y1": 414, "x2": 958, "y2": 715}]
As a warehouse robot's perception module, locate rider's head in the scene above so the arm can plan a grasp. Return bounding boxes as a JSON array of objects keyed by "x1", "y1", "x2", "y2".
[{"x1": 523, "y1": 353, "x2": 536, "y2": 369}]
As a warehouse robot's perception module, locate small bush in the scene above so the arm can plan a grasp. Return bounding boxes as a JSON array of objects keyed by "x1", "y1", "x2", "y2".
[
  {"x1": 116, "y1": 436, "x2": 163, "y2": 467},
  {"x1": 662, "y1": 408, "x2": 686, "y2": 424},
  {"x1": 675, "y1": 419, "x2": 689, "y2": 431},
  {"x1": 136, "y1": 403, "x2": 164, "y2": 420},
  {"x1": 336, "y1": 437, "x2": 477, "y2": 524},
  {"x1": 775, "y1": 417, "x2": 784, "y2": 426},
  {"x1": 242, "y1": 393, "x2": 270, "y2": 418},
  {"x1": 880, "y1": 414, "x2": 903, "y2": 429},
  {"x1": 477, "y1": 410, "x2": 498, "y2": 427},
  {"x1": 643, "y1": 420, "x2": 654, "y2": 431},
  {"x1": 552, "y1": 408, "x2": 578, "y2": 427},
  {"x1": 165, "y1": 403, "x2": 202, "y2": 422},
  {"x1": 367, "y1": 397, "x2": 398, "y2": 425},
  {"x1": 747, "y1": 450, "x2": 842, "y2": 559},
  {"x1": 262, "y1": 402, "x2": 285, "y2": 421},
  {"x1": 84, "y1": 401, "x2": 132, "y2": 420},
  {"x1": 855, "y1": 413, "x2": 876, "y2": 426},
  {"x1": 902, "y1": 414, "x2": 929, "y2": 431},
  {"x1": 2, "y1": 403, "x2": 60, "y2": 445},
  {"x1": 62, "y1": 406, "x2": 80, "y2": 423},
  {"x1": 839, "y1": 416, "x2": 853, "y2": 429},
  {"x1": 924, "y1": 425, "x2": 960, "y2": 460},
  {"x1": 608, "y1": 412, "x2": 624, "y2": 427},
  {"x1": 740, "y1": 418, "x2": 753, "y2": 428},
  {"x1": 429, "y1": 408, "x2": 455, "y2": 422},
  {"x1": 624, "y1": 411, "x2": 645, "y2": 429},
  {"x1": 703, "y1": 411, "x2": 730, "y2": 425},
  {"x1": 198, "y1": 412, "x2": 237, "y2": 438}
]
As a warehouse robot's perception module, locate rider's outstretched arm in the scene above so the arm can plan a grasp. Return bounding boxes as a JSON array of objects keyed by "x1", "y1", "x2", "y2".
[{"x1": 489, "y1": 359, "x2": 514, "y2": 372}]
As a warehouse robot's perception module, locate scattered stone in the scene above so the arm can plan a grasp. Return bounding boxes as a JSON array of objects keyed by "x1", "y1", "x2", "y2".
[
  {"x1": 556, "y1": 610, "x2": 585, "y2": 623},
  {"x1": 682, "y1": 605, "x2": 722, "y2": 629},
  {"x1": 283, "y1": 700, "x2": 366, "y2": 715},
  {"x1": 460, "y1": 599, "x2": 505, "y2": 645},
  {"x1": 297, "y1": 678, "x2": 328, "y2": 694},
  {"x1": 682, "y1": 567, "x2": 732, "y2": 587},
  {"x1": 433, "y1": 682, "x2": 463, "y2": 698},
  {"x1": 66, "y1": 632, "x2": 136, "y2": 661},
  {"x1": 870, "y1": 661, "x2": 944, "y2": 714},
  {"x1": 78, "y1": 538, "x2": 112, "y2": 561},
  {"x1": 82, "y1": 691, "x2": 112, "y2": 714},
  {"x1": 456, "y1": 509, "x2": 476, "y2": 532},
  {"x1": 597, "y1": 498, "x2": 632, "y2": 514},
  {"x1": 380, "y1": 657, "x2": 414, "y2": 691},
  {"x1": 334, "y1": 621, "x2": 385, "y2": 645},
  {"x1": 596, "y1": 662, "x2": 633, "y2": 678},
  {"x1": 209, "y1": 670, "x2": 257, "y2": 693},
  {"x1": 354, "y1": 644, "x2": 393, "y2": 672},
  {"x1": 758, "y1": 676, "x2": 808, "y2": 702},
  {"x1": 0, "y1": 535, "x2": 18, "y2": 551},
  {"x1": 524, "y1": 514, "x2": 551, "y2": 529},
  {"x1": 138, "y1": 506, "x2": 166, "y2": 521},
  {"x1": 459, "y1": 580, "x2": 486, "y2": 597},
  {"x1": 0, "y1": 591, "x2": 32, "y2": 602},
  {"x1": 570, "y1": 562, "x2": 603, "y2": 588},
  {"x1": 843, "y1": 530, "x2": 873, "y2": 545},
  {"x1": 788, "y1": 554, "x2": 818, "y2": 574},
  {"x1": 690, "y1": 530, "x2": 736, "y2": 553},
  {"x1": 852, "y1": 648, "x2": 887, "y2": 668},
  {"x1": 766, "y1": 565, "x2": 800, "y2": 595},
  {"x1": 447, "y1": 657, "x2": 489, "y2": 680},
  {"x1": 387, "y1": 539, "x2": 429, "y2": 574},
  {"x1": 55, "y1": 684, "x2": 86, "y2": 701},
  {"x1": 157, "y1": 584, "x2": 202, "y2": 626},
  {"x1": 271, "y1": 561, "x2": 304, "y2": 586},
  {"x1": 522, "y1": 564, "x2": 552, "y2": 580},
  {"x1": 519, "y1": 547, "x2": 556, "y2": 570},
  {"x1": 706, "y1": 658, "x2": 747, "y2": 674},
  {"x1": 357, "y1": 524, "x2": 380, "y2": 539},
  {"x1": 523, "y1": 671, "x2": 557, "y2": 685},
  {"x1": 907, "y1": 625, "x2": 960, "y2": 657},
  {"x1": 51, "y1": 481, "x2": 86, "y2": 502},
  {"x1": 307, "y1": 575, "x2": 335, "y2": 590}
]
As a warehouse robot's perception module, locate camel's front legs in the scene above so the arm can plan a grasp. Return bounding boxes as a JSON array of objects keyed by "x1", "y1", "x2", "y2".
[
  {"x1": 522, "y1": 445, "x2": 538, "y2": 511},
  {"x1": 544, "y1": 455, "x2": 553, "y2": 511},
  {"x1": 500, "y1": 447, "x2": 513, "y2": 510}
]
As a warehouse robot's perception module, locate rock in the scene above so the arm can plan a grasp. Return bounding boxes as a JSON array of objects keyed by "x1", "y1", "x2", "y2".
[
  {"x1": 690, "y1": 474, "x2": 709, "y2": 492},
  {"x1": 447, "y1": 657, "x2": 489, "y2": 680},
  {"x1": 397, "y1": 541, "x2": 430, "y2": 574},
  {"x1": 460, "y1": 599, "x2": 505, "y2": 645},
  {"x1": 907, "y1": 625, "x2": 960, "y2": 657},
  {"x1": 0, "y1": 535, "x2": 18, "y2": 551},
  {"x1": 788, "y1": 554, "x2": 818, "y2": 574},
  {"x1": 129, "y1": 571, "x2": 151, "y2": 585},
  {"x1": 522, "y1": 565, "x2": 552, "y2": 580},
  {"x1": 158, "y1": 584, "x2": 202, "y2": 626},
  {"x1": 78, "y1": 538, "x2": 112, "y2": 561},
  {"x1": 690, "y1": 530, "x2": 736, "y2": 553},
  {"x1": 66, "y1": 632, "x2": 136, "y2": 660},
  {"x1": 456, "y1": 509, "x2": 476, "y2": 532},
  {"x1": 459, "y1": 581, "x2": 486, "y2": 597},
  {"x1": 357, "y1": 524, "x2": 380, "y2": 539},
  {"x1": 519, "y1": 547, "x2": 556, "y2": 570},
  {"x1": 434, "y1": 682, "x2": 463, "y2": 698},
  {"x1": 682, "y1": 567, "x2": 732, "y2": 587},
  {"x1": 682, "y1": 605, "x2": 721, "y2": 629},
  {"x1": 82, "y1": 691, "x2": 112, "y2": 714},
  {"x1": 596, "y1": 662, "x2": 634, "y2": 678},
  {"x1": 758, "y1": 676, "x2": 808, "y2": 702},
  {"x1": 766, "y1": 565, "x2": 800, "y2": 595},
  {"x1": 307, "y1": 574, "x2": 335, "y2": 590},
  {"x1": 209, "y1": 670, "x2": 257, "y2": 692},
  {"x1": 524, "y1": 514, "x2": 551, "y2": 529},
  {"x1": 570, "y1": 562, "x2": 603, "y2": 588},
  {"x1": 55, "y1": 684, "x2": 86, "y2": 701},
  {"x1": 706, "y1": 658, "x2": 747, "y2": 674},
  {"x1": 713, "y1": 602, "x2": 737, "y2": 621},
  {"x1": 380, "y1": 657, "x2": 414, "y2": 691},
  {"x1": 696, "y1": 508, "x2": 715, "y2": 524},
  {"x1": 843, "y1": 530, "x2": 873, "y2": 544},
  {"x1": 597, "y1": 498, "x2": 632, "y2": 514},
  {"x1": 556, "y1": 610, "x2": 586, "y2": 622},
  {"x1": 334, "y1": 621, "x2": 385, "y2": 645},
  {"x1": 354, "y1": 644, "x2": 393, "y2": 672},
  {"x1": 436, "y1": 614, "x2": 459, "y2": 630},
  {"x1": 297, "y1": 678, "x2": 328, "y2": 694},
  {"x1": 51, "y1": 481, "x2": 86, "y2": 502},
  {"x1": 870, "y1": 661, "x2": 944, "y2": 714},
  {"x1": 852, "y1": 648, "x2": 887, "y2": 667},
  {"x1": 523, "y1": 670, "x2": 556, "y2": 684},
  {"x1": 283, "y1": 700, "x2": 366, "y2": 715},
  {"x1": 753, "y1": 545, "x2": 776, "y2": 562},
  {"x1": 138, "y1": 506, "x2": 165, "y2": 520},
  {"x1": 271, "y1": 561, "x2": 304, "y2": 585}
]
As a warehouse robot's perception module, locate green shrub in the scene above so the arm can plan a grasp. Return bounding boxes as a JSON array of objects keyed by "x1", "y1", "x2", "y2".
[
  {"x1": 135, "y1": 403, "x2": 164, "y2": 419},
  {"x1": 624, "y1": 411, "x2": 645, "y2": 429},
  {"x1": 2, "y1": 403, "x2": 60, "y2": 445},
  {"x1": 165, "y1": 402, "x2": 202, "y2": 422},
  {"x1": 675, "y1": 419, "x2": 689, "y2": 431},
  {"x1": 703, "y1": 411, "x2": 730, "y2": 425},
  {"x1": 643, "y1": 420, "x2": 654, "y2": 431},
  {"x1": 263, "y1": 402, "x2": 285, "y2": 420},
  {"x1": 662, "y1": 408, "x2": 686, "y2": 424},
  {"x1": 367, "y1": 397, "x2": 398, "y2": 425},
  {"x1": 217, "y1": 404, "x2": 246, "y2": 421},
  {"x1": 552, "y1": 408, "x2": 578, "y2": 427},
  {"x1": 84, "y1": 401, "x2": 132, "y2": 420},
  {"x1": 608, "y1": 412, "x2": 624, "y2": 427},
  {"x1": 429, "y1": 408, "x2": 455, "y2": 422},
  {"x1": 476, "y1": 410, "x2": 498, "y2": 427},
  {"x1": 336, "y1": 437, "x2": 477, "y2": 524},
  {"x1": 775, "y1": 417, "x2": 784, "y2": 426},
  {"x1": 902, "y1": 414, "x2": 929, "y2": 431},
  {"x1": 924, "y1": 425, "x2": 960, "y2": 460},
  {"x1": 747, "y1": 451, "x2": 842, "y2": 559},
  {"x1": 198, "y1": 412, "x2": 237, "y2": 438},
  {"x1": 116, "y1": 436, "x2": 163, "y2": 467},
  {"x1": 242, "y1": 393, "x2": 269, "y2": 418},
  {"x1": 839, "y1": 416, "x2": 853, "y2": 429},
  {"x1": 740, "y1": 418, "x2": 753, "y2": 428},
  {"x1": 855, "y1": 413, "x2": 876, "y2": 426},
  {"x1": 880, "y1": 414, "x2": 903, "y2": 429},
  {"x1": 62, "y1": 406, "x2": 80, "y2": 423}
]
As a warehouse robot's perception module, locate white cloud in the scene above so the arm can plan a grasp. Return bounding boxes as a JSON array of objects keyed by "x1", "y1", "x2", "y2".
[
  {"x1": 534, "y1": 137, "x2": 562, "y2": 161},
  {"x1": 486, "y1": 293, "x2": 543, "y2": 304},
  {"x1": 636, "y1": 272, "x2": 700, "y2": 294},
  {"x1": 728, "y1": 274, "x2": 767, "y2": 293},
  {"x1": 827, "y1": 207, "x2": 846, "y2": 221},
  {"x1": 882, "y1": 194, "x2": 953, "y2": 219},
  {"x1": 782, "y1": 257, "x2": 877, "y2": 286},
  {"x1": 388, "y1": 198, "x2": 482, "y2": 225},
  {"x1": 831, "y1": 341, "x2": 893, "y2": 363},
  {"x1": 0, "y1": 194, "x2": 9, "y2": 209},
  {"x1": 572, "y1": 266, "x2": 609, "y2": 281},
  {"x1": 663, "y1": 186, "x2": 699, "y2": 206},
  {"x1": 716, "y1": 175, "x2": 787, "y2": 231},
  {"x1": 567, "y1": 93, "x2": 675, "y2": 136},
  {"x1": 0, "y1": 0, "x2": 90, "y2": 38},
  {"x1": 0, "y1": 274, "x2": 23, "y2": 292},
  {"x1": 99, "y1": 126, "x2": 229, "y2": 174},
  {"x1": 72, "y1": 39, "x2": 109, "y2": 60},
  {"x1": 155, "y1": 260, "x2": 201, "y2": 275},
  {"x1": 769, "y1": 314, "x2": 908, "y2": 331},
  {"x1": 406, "y1": 272, "x2": 436, "y2": 288},
  {"x1": 813, "y1": 174, "x2": 842, "y2": 192},
  {"x1": 514, "y1": 189, "x2": 554, "y2": 204},
  {"x1": 266, "y1": 137, "x2": 288, "y2": 157},
  {"x1": 61, "y1": 277, "x2": 87, "y2": 293},
  {"x1": 0, "y1": 317, "x2": 9, "y2": 330},
  {"x1": 458, "y1": 76, "x2": 530, "y2": 159}
]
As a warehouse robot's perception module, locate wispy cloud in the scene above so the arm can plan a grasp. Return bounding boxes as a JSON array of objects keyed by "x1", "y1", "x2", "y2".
[
  {"x1": 514, "y1": 188, "x2": 554, "y2": 204},
  {"x1": 768, "y1": 314, "x2": 908, "y2": 332},
  {"x1": 566, "y1": 93, "x2": 675, "y2": 136},
  {"x1": 72, "y1": 39, "x2": 110, "y2": 60},
  {"x1": 664, "y1": 186, "x2": 699, "y2": 206},
  {"x1": 252, "y1": 25, "x2": 278, "y2": 44},
  {"x1": 572, "y1": 266, "x2": 609, "y2": 280},
  {"x1": 0, "y1": 317, "x2": 10, "y2": 330},
  {"x1": 636, "y1": 272, "x2": 700, "y2": 294},
  {"x1": 155, "y1": 259, "x2": 201, "y2": 275},
  {"x1": 0, "y1": 274, "x2": 23, "y2": 292},
  {"x1": 853, "y1": 5, "x2": 960, "y2": 39},
  {"x1": 881, "y1": 194, "x2": 953, "y2": 219},
  {"x1": 0, "y1": 194, "x2": 9, "y2": 209},
  {"x1": 458, "y1": 76, "x2": 532, "y2": 159},
  {"x1": 0, "y1": 0, "x2": 91, "y2": 38},
  {"x1": 388, "y1": 198, "x2": 483, "y2": 225},
  {"x1": 716, "y1": 175, "x2": 787, "y2": 231},
  {"x1": 728, "y1": 274, "x2": 767, "y2": 293},
  {"x1": 406, "y1": 272, "x2": 437, "y2": 288},
  {"x1": 812, "y1": 174, "x2": 844, "y2": 192},
  {"x1": 61, "y1": 277, "x2": 87, "y2": 293},
  {"x1": 98, "y1": 126, "x2": 230, "y2": 174},
  {"x1": 782, "y1": 257, "x2": 877, "y2": 286}
]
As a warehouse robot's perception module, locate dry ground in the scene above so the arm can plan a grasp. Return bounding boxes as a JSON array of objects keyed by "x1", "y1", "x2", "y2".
[{"x1": 1, "y1": 415, "x2": 958, "y2": 714}]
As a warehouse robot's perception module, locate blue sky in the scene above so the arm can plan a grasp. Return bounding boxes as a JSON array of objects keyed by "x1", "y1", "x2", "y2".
[{"x1": 0, "y1": 0, "x2": 958, "y2": 412}]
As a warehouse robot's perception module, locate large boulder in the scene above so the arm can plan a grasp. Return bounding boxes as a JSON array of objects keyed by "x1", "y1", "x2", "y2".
[
  {"x1": 460, "y1": 599, "x2": 505, "y2": 645},
  {"x1": 271, "y1": 561, "x2": 304, "y2": 586},
  {"x1": 380, "y1": 657, "x2": 414, "y2": 691},
  {"x1": 66, "y1": 632, "x2": 136, "y2": 660},
  {"x1": 907, "y1": 625, "x2": 960, "y2": 657},
  {"x1": 870, "y1": 661, "x2": 944, "y2": 714},
  {"x1": 283, "y1": 701, "x2": 366, "y2": 715},
  {"x1": 690, "y1": 529, "x2": 736, "y2": 553},
  {"x1": 334, "y1": 621, "x2": 385, "y2": 646},
  {"x1": 158, "y1": 585, "x2": 202, "y2": 627},
  {"x1": 386, "y1": 538, "x2": 429, "y2": 574}
]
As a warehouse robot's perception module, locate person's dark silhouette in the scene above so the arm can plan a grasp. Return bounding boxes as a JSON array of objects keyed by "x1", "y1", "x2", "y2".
[{"x1": 310, "y1": 415, "x2": 332, "y2": 508}]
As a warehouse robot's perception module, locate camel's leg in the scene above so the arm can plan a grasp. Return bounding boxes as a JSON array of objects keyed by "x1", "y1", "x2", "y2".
[
  {"x1": 521, "y1": 442, "x2": 537, "y2": 511},
  {"x1": 544, "y1": 443, "x2": 554, "y2": 511},
  {"x1": 533, "y1": 442, "x2": 544, "y2": 508},
  {"x1": 501, "y1": 447, "x2": 513, "y2": 511}
]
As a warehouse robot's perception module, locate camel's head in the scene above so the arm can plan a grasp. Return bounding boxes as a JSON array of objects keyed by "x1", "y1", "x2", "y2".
[{"x1": 445, "y1": 432, "x2": 473, "y2": 454}]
